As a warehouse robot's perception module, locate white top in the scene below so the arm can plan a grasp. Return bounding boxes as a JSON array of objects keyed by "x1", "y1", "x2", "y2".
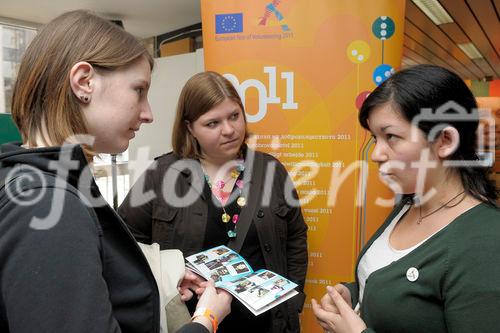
[{"x1": 357, "y1": 204, "x2": 446, "y2": 303}]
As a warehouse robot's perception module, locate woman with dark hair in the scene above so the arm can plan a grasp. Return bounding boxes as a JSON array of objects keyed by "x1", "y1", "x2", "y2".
[
  {"x1": 119, "y1": 71, "x2": 308, "y2": 333},
  {"x1": 312, "y1": 64, "x2": 499, "y2": 333}
]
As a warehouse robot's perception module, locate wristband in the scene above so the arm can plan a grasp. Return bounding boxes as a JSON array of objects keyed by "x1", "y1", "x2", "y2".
[{"x1": 192, "y1": 307, "x2": 218, "y2": 333}]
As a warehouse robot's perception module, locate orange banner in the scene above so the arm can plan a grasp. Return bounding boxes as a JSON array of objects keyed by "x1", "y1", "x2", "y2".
[{"x1": 201, "y1": 1, "x2": 405, "y2": 331}]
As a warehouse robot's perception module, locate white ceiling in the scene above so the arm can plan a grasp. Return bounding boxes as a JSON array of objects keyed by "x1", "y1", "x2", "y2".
[{"x1": 0, "y1": 0, "x2": 201, "y2": 38}]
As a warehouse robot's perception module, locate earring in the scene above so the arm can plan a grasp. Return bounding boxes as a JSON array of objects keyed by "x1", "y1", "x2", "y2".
[{"x1": 79, "y1": 95, "x2": 90, "y2": 103}]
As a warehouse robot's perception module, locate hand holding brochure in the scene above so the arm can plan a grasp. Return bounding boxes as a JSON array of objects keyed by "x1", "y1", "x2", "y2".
[{"x1": 185, "y1": 245, "x2": 298, "y2": 316}]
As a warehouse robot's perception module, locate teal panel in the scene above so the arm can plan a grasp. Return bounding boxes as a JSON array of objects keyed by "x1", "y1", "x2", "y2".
[
  {"x1": 0, "y1": 113, "x2": 22, "y2": 144},
  {"x1": 471, "y1": 80, "x2": 489, "y2": 97}
]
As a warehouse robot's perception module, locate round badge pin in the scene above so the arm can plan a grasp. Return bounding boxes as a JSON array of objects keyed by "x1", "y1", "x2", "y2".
[{"x1": 406, "y1": 267, "x2": 419, "y2": 282}]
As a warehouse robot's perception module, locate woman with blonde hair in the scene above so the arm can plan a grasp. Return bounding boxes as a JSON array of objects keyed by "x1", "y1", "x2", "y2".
[{"x1": 0, "y1": 10, "x2": 230, "y2": 333}]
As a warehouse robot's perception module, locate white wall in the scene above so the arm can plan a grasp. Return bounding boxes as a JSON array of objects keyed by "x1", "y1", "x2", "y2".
[{"x1": 127, "y1": 48, "x2": 204, "y2": 183}]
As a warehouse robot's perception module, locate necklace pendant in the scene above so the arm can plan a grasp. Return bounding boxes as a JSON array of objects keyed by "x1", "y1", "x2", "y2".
[
  {"x1": 227, "y1": 230, "x2": 237, "y2": 238},
  {"x1": 221, "y1": 213, "x2": 231, "y2": 223},
  {"x1": 417, "y1": 217, "x2": 422, "y2": 224}
]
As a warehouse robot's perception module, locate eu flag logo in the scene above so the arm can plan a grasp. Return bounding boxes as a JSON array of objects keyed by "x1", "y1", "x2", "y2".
[{"x1": 215, "y1": 13, "x2": 243, "y2": 34}]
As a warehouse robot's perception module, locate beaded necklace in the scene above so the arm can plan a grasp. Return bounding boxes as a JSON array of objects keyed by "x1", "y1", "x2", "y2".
[{"x1": 202, "y1": 161, "x2": 246, "y2": 238}]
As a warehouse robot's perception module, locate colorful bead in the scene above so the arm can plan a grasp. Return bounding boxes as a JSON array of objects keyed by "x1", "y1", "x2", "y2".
[
  {"x1": 221, "y1": 213, "x2": 230, "y2": 223},
  {"x1": 215, "y1": 180, "x2": 225, "y2": 190},
  {"x1": 201, "y1": 162, "x2": 246, "y2": 237},
  {"x1": 231, "y1": 169, "x2": 240, "y2": 179},
  {"x1": 237, "y1": 197, "x2": 246, "y2": 207}
]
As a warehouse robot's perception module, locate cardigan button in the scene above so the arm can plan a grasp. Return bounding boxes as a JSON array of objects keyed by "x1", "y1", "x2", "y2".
[
  {"x1": 264, "y1": 243, "x2": 272, "y2": 252},
  {"x1": 257, "y1": 209, "x2": 264, "y2": 218}
]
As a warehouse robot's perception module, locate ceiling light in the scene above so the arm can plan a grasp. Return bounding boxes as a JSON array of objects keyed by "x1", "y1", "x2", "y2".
[
  {"x1": 457, "y1": 42, "x2": 483, "y2": 59},
  {"x1": 412, "y1": 0, "x2": 454, "y2": 25}
]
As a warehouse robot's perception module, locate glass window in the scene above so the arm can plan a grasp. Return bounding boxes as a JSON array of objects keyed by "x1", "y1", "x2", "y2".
[
  {"x1": 0, "y1": 23, "x2": 37, "y2": 114},
  {"x1": 93, "y1": 151, "x2": 131, "y2": 208}
]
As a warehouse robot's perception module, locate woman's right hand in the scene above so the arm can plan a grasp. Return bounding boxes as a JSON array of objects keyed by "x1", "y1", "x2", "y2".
[
  {"x1": 315, "y1": 284, "x2": 352, "y2": 332},
  {"x1": 321, "y1": 284, "x2": 352, "y2": 313},
  {"x1": 192, "y1": 279, "x2": 232, "y2": 332},
  {"x1": 312, "y1": 286, "x2": 366, "y2": 333}
]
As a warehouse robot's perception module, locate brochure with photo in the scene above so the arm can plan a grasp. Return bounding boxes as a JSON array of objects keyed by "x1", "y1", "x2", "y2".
[{"x1": 185, "y1": 245, "x2": 299, "y2": 316}]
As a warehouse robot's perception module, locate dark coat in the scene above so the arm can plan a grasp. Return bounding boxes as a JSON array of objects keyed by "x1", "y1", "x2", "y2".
[
  {"x1": 119, "y1": 149, "x2": 308, "y2": 333},
  {"x1": 0, "y1": 143, "x2": 208, "y2": 333}
]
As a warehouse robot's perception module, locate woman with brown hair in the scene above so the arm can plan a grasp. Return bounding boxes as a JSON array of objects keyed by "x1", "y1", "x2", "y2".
[
  {"x1": 0, "y1": 10, "x2": 230, "y2": 333},
  {"x1": 119, "y1": 71, "x2": 308, "y2": 333}
]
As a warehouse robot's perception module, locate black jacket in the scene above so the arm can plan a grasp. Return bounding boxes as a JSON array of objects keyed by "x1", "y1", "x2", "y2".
[
  {"x1": 118, "y1": 149, "x2": 308, "y2": 333},
  {"x1": 0, "y1": 143, "x2": 208, "y2": 333}
]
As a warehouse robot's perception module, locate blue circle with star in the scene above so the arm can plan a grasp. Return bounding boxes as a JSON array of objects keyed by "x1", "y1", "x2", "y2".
[{"x1": 372, "y1": 16, "x2": 395, "y2": 40}]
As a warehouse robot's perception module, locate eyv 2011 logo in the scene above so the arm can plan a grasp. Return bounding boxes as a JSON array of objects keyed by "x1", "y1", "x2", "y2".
[{"x1": 224, "y1": 66, "x2": 299, "y2": 123}]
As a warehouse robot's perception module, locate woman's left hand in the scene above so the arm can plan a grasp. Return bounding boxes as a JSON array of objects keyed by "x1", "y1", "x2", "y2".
[
  {"x1": 178, "y1": 270, "x2": 206, "y2": 301},
  {"x1": 312, "y1": 287, "x2": 367, "y2": 333}
]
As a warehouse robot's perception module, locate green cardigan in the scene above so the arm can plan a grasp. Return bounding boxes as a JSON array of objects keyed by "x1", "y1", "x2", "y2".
[{"x1": 345, "y1": 202, "x2": 500, "y2": 333}]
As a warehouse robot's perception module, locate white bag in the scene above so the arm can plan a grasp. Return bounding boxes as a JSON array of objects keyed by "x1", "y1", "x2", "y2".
[{"x1": 137, "y1": 243, "x2": 191, "y2": 333}]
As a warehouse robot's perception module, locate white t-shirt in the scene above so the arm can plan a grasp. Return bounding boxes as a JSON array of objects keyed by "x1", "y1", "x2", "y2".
[{"x1": 357, "y1": 204, "x2": 445, "y2": 303}]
